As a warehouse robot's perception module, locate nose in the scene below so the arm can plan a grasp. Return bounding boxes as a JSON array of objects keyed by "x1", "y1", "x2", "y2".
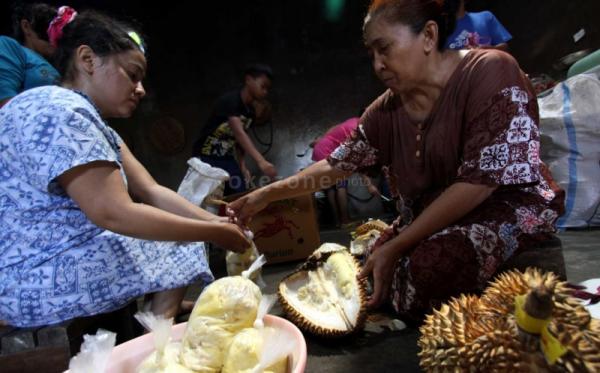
[
  {"x1": 135, "y1": 81, "x2": 146, "y2": 98},
  {"x1": 372, "y1": 52, "x2": 386, "y2": 74}
]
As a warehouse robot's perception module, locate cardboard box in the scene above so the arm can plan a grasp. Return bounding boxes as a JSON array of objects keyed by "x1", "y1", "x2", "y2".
[{"x1": 224, "y1": 192, "x2": 320, "y2": 264}]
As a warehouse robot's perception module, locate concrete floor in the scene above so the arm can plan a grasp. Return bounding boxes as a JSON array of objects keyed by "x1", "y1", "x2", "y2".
[{"x1": 188, "y1": 228, "x2": 600, "y2": 373}]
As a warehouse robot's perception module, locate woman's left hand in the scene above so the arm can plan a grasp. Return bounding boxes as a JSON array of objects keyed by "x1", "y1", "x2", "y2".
[{"x1": 358, "y1": 237, "x2": 405, "y2": 309}]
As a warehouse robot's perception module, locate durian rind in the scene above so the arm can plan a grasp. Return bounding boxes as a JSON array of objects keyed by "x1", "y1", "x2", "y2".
[
  {"x1": 279, "y1": 245, "x2": 368, "y2": 337},
  {"x1": 419, "y1": 268, "x2": 600, "y2": 372}
]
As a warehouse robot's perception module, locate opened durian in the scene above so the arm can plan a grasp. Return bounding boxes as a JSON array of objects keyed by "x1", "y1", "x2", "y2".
[
  {"x1": 180, "y1": 276, "x2": 262, "y2": 372},
  {"x1": 350, "y1": 219, "x2": 389, "y2": 256},
  {"x1": 419, "y1": 268, "x2": 600, "y2": 372},
  {"x1": 278, "y1": 243, "x2": 368, "y2": 337}
]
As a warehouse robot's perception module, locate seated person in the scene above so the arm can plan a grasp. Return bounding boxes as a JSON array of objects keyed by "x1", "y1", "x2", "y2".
[
  {"x1": 445, "y1": 0, "x2": 512, "y2": 51},
  {"x1": 229, "y1": 0, "x2": 564, "y2": 322},
  {"x1": 0, "y1": 2, "x2": 62, "y2": 107},
  {"x1": 192, "y1": 64, "x2": 277, "y2": 195},
  {"x1": 0, "y1": 10, "x2": 248, "y2": 328},
  {"x1": 311, "y1": 116, "x2": 380, "y2": 228}
]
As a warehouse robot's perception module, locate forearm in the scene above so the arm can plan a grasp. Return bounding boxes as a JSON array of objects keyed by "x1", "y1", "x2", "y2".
[
  {"x1": 100, "y1": 200, "x2": 222, "y2": 242},
  {"x1": 140, "y1": 184, "x2": 219, "y2": 221},
  {"x1": 258, "y1": 160, "x2": 349, "y2": 203},
  {"x1": 388, "y1": 182, "x2": 497, "y2": 252},
  {"x1": 235, "y1": 129, "x2": 265, "y2": 164}
]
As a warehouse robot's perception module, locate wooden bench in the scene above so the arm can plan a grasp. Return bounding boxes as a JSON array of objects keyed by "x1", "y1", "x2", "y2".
[{"x1": 0, "y1": 301, "x2": 142, "y2": 373}]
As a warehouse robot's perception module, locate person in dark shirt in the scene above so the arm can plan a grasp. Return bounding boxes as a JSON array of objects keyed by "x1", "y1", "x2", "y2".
[{"x1": 192, "y1": 64, "x2": 277, "y2": 195}]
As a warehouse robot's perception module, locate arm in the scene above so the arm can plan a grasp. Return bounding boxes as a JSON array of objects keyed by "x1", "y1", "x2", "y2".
[
  {"x1": 57, "y1": 160, "x2": 249, "y2": 252},
  {"x1": 236, "y1": 145, "x2": 252, "y2": 188},
  {"x1": 121, "y1": 142, "x2": 223, "y2": 222},
  {"x1": 359, "y1": 182, "x2": 497, "y2": 307},
  {"x1": 360, "y1": 174, "x2": 380, "y2": 196},
  {"x1": 229, "y1": 159, "x2": 351, "y2": 225},
  {"x1": 229, "y1": 116, "x2": 277, "y2": 178}
]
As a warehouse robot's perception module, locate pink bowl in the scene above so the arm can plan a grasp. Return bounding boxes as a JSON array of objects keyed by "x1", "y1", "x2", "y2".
[{"x1": 106, "y1": 314, "x2": 307, "y2": 373}]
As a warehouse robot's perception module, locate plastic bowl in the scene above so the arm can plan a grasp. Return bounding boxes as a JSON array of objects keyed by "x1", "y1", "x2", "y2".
[{"x1": 106, "y1": 314, "x2": 307, "y2": 373}]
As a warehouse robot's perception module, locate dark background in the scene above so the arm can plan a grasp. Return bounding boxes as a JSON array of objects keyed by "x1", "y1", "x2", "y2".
[{"x1": 1, "y1": 1, "x2": 599, "y2": 194}]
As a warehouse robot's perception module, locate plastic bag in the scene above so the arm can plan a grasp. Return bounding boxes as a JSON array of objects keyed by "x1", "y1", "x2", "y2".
[
  {"x1": 177, "y1": 158, "x2": 229, "y2": 213},
  {"x1": 539, "y1": 73, "x2": 600, "y2": 228},
  {"x1": 134, "y1": 312, "x2": 193, "y2": 372},
  {"x1": 67, "y1": 329, "x2": 116, "y2": 373},
  {"x1": 179, "y1": 255, "x2": 267, "y2": 372},
  {"x1": 226, "y1": 230, "x2": 266, "y2": 288}
]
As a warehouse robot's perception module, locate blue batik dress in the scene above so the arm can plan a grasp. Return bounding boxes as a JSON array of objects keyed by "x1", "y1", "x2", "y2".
[{"x1": 0, "y1": 86, "x2": 213, "y2": 327}]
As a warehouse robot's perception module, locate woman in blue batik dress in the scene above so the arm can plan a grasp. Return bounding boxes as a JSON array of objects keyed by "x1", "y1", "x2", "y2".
[{"x1": 0, "y1": 11, "x2": 249, "y2": 328}]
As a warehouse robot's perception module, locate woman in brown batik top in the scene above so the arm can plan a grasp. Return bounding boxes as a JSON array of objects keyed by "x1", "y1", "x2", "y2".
[{"x1": 229, "y1": 0, "x2": 564, "y2": 321}]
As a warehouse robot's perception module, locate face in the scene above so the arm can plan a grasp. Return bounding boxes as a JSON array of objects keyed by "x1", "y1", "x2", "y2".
[
  {"x1": 364, "y1": 16, "x2": 426, "y2": 96},
  {"x1": 90, "y1": 49, "x2": 147, "y2": 118},
  {"x1": 246, "y1": 75, "x2": 271, "y2": 101},
  {"x1": 21, "y1": 20, "x2": 55, "y2": 58}
]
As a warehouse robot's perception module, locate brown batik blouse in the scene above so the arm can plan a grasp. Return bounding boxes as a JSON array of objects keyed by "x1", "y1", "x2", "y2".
[{"x1": 328, "y1": 49, "x2": 564, "y2": 228}]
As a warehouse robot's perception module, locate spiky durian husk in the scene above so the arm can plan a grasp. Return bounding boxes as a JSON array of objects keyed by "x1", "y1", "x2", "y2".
[
  {"x1": 419, "y1": 268, "x2": 600, "y2": 372},
  {"x1": 278, "y1": 249, "x2": 368, "y2": 337}
]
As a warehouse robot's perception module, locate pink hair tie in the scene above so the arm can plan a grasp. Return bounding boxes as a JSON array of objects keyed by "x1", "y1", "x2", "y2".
[{"x1": 47, "y1": 6, "x2": 78, "y2": 48}]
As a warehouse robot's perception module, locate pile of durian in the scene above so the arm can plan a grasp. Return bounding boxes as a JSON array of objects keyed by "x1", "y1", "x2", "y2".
[
  {"x1": 419, "y1": 268, "x2": 600, "y2": 372},
  {"x1": 278, "y1": 243, "x2": 368, "y2": 337},
  {"x1": 138, "y1": 260, "x2": 292, "y2": 373}
]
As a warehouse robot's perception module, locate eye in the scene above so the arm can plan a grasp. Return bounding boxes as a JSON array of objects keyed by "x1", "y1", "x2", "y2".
[{"x1": 378, "y1": 43, "x2": 391, "y2": 55}]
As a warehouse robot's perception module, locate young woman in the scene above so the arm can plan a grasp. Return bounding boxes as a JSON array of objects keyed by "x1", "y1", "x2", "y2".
[{"x1": 0, "y1": 10, "x2": 249, "y2": 328}]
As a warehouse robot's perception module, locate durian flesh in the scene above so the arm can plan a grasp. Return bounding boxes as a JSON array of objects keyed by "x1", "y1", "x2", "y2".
[
  {"x1": 222, "y1": 327, "x2": 287, "y2": 373},
  {"x1": 137, "y1": 342, "x2": 194, "y2": 373},
  {"x1": 279, "y1": 243, "x2": 367, "y2": 336},
  {"x1": 180, "y1": 276, "x2": 262, "y2": 372}
]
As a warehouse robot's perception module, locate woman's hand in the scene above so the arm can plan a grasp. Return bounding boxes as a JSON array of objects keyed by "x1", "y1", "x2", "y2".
[
  {"x1": 358, "y1": 237, "x2": 405, "y2": 309},
  {"x1": 258, "y1": 160, "x2": 277, "y2": 180},
  {"x1": 227, "y1": 190, "x2": 270, "y2": 226},
  {"x1": 210, "y1": 222, "x2": 251, "y2": 253}
]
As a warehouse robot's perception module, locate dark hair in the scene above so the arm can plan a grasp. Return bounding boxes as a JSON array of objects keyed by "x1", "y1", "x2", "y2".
[
  {"x1": 54, "y1": 10, "x2": 146, "y2": 82},
  {"x1": 11, "y1": 2, "x2": 57, "y2": 43},
  {"x1": 244, "y1": 64, "x2": 273, "y2": 80},
  {"x1": 365, "y1": 0, "x2": 460, "y2": 51}
]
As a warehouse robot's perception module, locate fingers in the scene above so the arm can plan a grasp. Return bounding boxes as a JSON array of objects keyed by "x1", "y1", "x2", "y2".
[{"x1": 358, "y1": 258, "x2": 373, "y2": 279}]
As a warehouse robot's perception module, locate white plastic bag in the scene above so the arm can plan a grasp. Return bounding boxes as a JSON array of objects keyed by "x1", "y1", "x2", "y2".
[
  {"x1": 226, "y1": 230, "x2": 266, "y2": 288},
  {"x1": 134, "y1": 312, "x2": 193, "y2": 372},
  {"x1": 177, "y1": 158, "x2": 229, "y2": 212},
  {"x1": 67, "y1": 329, "x2": 116, "y2": 373},
  {"x1": 539, "y1": 73, "x2": 600, "y2": 228}
]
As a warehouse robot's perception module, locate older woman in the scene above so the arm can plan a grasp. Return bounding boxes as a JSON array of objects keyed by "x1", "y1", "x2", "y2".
[{"x1": 230, "y1": 0, "x2": 564, "y2": 321}]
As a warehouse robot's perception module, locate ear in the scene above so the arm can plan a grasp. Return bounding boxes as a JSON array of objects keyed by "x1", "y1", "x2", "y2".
[
  {"x1": 20, "y1": 19, "x2": 33, "y2": 37},
  {"x1": 422, "y1": 20, "x2": 439, "y2": 54},
  {"x1": 73, "y1": 45, "x2": 97, "y2": 75}
]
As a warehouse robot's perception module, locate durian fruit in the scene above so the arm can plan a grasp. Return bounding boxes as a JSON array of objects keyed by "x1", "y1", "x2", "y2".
[
  {"x1": 222, "y1": 327, "x2": 287, "y2": 373},
  {"x1": 180, "y1": 276, "x2": 262, "y2": 372},
  {"x1": 278, "y1": 243, "x2": 368, "y2": 337},
  {"x1": 226, "y1": 241, "x2": 263, "y2": 285},
  {"x1": 419, "y1": 268, "x2": 600, "y2": 373},
  {"x1": 353, "y1": 219, "x2": 388, "y2": 237}
]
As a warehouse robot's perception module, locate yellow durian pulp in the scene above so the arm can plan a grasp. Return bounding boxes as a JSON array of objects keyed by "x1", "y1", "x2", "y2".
[
  {"x1": 222, "y1": 327, "x2": 287, "y2": 373},
  {"x1": 179, "y1": 276, "x2": 262, "y2": 372},
  {"x1": 137, "y1": 342, "x2": 194, "y2": 373}
]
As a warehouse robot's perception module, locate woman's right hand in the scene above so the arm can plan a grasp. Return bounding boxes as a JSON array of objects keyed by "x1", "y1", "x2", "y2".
[
  {"x1": 227, "y1": 190, "x2": 269, "y2": 227},
  {"x1": 211, "y1": 222, "x2": 251, "y2": 253}
]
